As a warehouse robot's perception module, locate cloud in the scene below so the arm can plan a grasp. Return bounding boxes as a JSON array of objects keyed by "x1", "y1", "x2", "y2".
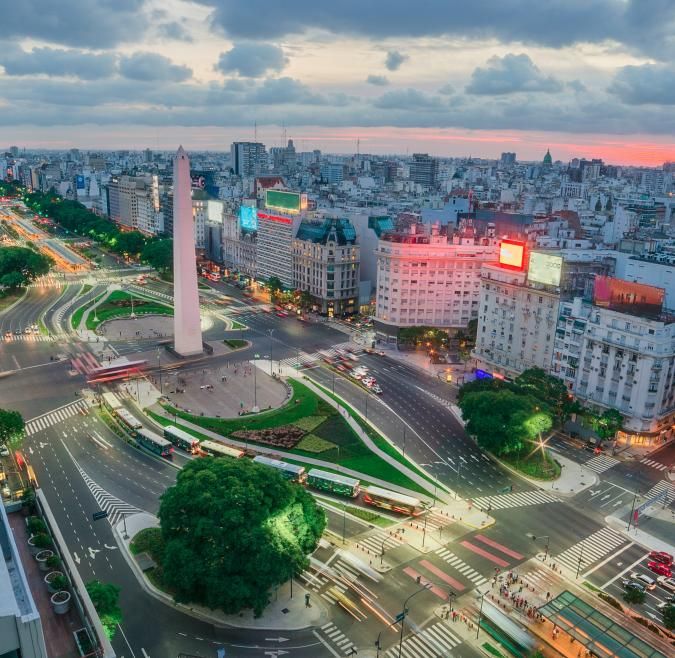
[
  {"x1": 0, "y1": 46, "x2": 116, "y2": 80},
  {"x1": 195, "y1": 1, "x2": 675, "y2": 59},
  {"x1": 119, "y1": 52, "x2": 192, "y2": 82},
  {"x1": 609, "y1": 64, "x2": 675, "y2": 105},
  {"x1": 215, "y1": 43, "x2": 287, "y2": 77},
  {"x1": 0, "y1": 0, "x2": 148, "y2": 48},
  {"x1": 438, "y1": 83, "x2": 455, "y2": 95},
  {"x1": 373, "y1": 88, "x2": 444, "y2": 110},
  {"x1": 466, "y1": 54, "x2": 562, "y2": 95},
  {"x1": 158, "y1": 22, "x2": 193, "y2": 42},
  {"x1": 366, "y1": 74, "x2": 389, "y2": 86},
  {"x1": 385, "y1": 50, "x2": 408, "y2": 71}
]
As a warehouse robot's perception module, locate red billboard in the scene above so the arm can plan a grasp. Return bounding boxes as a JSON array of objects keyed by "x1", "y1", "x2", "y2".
[
  {"x1": 499, "y1": 239, "x2": 526, "y2": 271},
  {"x1": 593, "y1": 276, "x2": 664, "y2": 315}
]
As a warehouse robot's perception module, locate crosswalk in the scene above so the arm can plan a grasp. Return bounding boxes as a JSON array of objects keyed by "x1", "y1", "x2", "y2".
[
  {"x1": 355, "y1": 530, "x2": 403, "y2": 556},
  {"x1": 472, "y1": 490, "x2": 560, "y2": 510},
  {"x1": 70, "y1": 350, "x2": 101, "y2": 375},
  {"x1": 317, "y1": 622, "x2": 356, "y2": 655},
  {"x1": 584, "y1": 454, "x2": 619, "y2": 473},
  {"x1": 28, "y1": 274, "x2": 63, "y2": 288},
  {"x1": 643, "y1": 480, "x2": 675, "y2": 506},
  {"x1": 25, "y1": 399, "x2": 89, "y2": 436},
  {"x1": 553, "y1": 526, "x2": 626, "y2": 575},
  {"x1": 0, "y1": 332, "x2": 54, "y2": 342},
  {"x1": 278, "y1": 342, "x2": 363, "y2": 369},
  {"x1": 434, "y1": 547, "x2": 489, "y2": 587},
  {"x1": 640, "y1": 458, "x2": 670, "y2": 472},
  {"x1": 385, "y1": 621, "x2": 463, "y2": 658},
  {"x1": 67, "y1": 445, "x2": 141, "y2": 527}
]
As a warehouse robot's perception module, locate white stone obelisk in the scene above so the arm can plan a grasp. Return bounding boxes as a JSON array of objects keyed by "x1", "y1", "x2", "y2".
[{"x1": 172, "y1": 146, "x2": 203, "y2": 355}]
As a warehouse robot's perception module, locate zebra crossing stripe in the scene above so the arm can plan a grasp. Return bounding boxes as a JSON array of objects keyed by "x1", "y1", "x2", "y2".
[
  {"x1": 640, "y1": 458, "x2": 669, "y2": 471},
  {"x1": 473, "y1": 489, "x2": 559, "y2": 510},
  {"x1": 644, "y1": 481, "x2": 675, "y2": 505},
  {"x1": 385, "y1": 622, "x2": 461, "y2": 658},
  {"x1": 583, "y1": 454, "x2": 619, "y2": 473},
  {"x1": 435, "y1": 548, "x2": 488, "y2": 586},
  {"x1": 25, "y1": 399, "x2": 88, "y2": 435},
  {"x1": 553, "y1": 526, "x2": 626, "y2": 573}
]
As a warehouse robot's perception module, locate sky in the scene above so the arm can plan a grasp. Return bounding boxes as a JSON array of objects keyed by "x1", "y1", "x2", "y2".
[{"x1": 0, "y1": 0, "x2": 674, "y2": 165}]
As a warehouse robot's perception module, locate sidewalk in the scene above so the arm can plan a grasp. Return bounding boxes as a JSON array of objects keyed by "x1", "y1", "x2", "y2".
[
  {"x1": 516, "y1": 449, "x2": 598, "y2": 496},
  {"x1": 114, "y1": 512, "x2": 329, "y2": 631}
]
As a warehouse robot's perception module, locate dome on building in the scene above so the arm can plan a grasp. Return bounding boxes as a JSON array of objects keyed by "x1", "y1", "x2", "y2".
[{"x1": 543, "y1": 149, "x2": 553, "y2": 166}]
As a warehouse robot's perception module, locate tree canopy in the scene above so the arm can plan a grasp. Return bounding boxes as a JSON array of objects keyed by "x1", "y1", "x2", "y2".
[
  {"x1": 663, "y1": 603, "x2": 675, "y2": 630},
  {"x1": 141, "y1": 239, "x2": 173, "y2": 273},
  {"x1": 86, "y1": 580, "x2": 122, "y2": 639},
  {"x1": 514, "y1": 368, "x2": 575, "y2": 422},
  {"x1": 0, "y1": 408, "x2": 25, "y2": 447},
  {"x1": 158, "y1": 457, "x2": 325, "y2": 616},
  {"x1": 0, "y1": 246, "x2": 51, "y2": 288},
  {"x1": 591, "y1": 408, "x2": 623, "y2": 440}
]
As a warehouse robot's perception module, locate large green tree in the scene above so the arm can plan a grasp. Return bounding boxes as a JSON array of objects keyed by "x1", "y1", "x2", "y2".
[
  {"x1": 267, "y1": 276, "x2": 283, "y2": 300},
  {"x1": 142, "y1": 239, "x2": 173, "y2": 273},
  {"x1": 0, "y1": 246, "x2": 51, "y2": 287},
  {"x1": 514, "y1": 368, "x2": 574, "y2": 423},
  {"x1": 0, "y1": 408, "x2": 25, "y2": 447},
  {"x1": 86, "y1": 580, "x2": 122, "y2": 639},
  {"x1": 591, "y1": 408, "x2": 623, "y2": 440},
  {"x1": 663, "y1": 603, "x2": 675, "y2": 630},
  {"x1": 457, "y1": 376, "x2": 509, "y2": 403},
  {"x1": 158, "y1": 457, "x2": 325, "y2": 616}
]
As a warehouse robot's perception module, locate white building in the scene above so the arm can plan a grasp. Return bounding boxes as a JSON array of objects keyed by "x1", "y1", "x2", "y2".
[
  {"x1": 256, "y1": 210, "x2": 301, "y2": 287},
  {"x1": 374, "y1": 223, "x2": 498, "y2": 341}
]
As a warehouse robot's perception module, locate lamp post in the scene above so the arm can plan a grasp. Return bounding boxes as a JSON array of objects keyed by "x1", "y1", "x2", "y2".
[
  {"x1": 157, "y1": 348, "x2": 162, "y2": 395},
  {"x1": 396, "y1": 584, "x2": 431, "y2": 658},
  {"x1": 576, "y1": 540, "x2": 585, "y2": 579},
  {"x1": 267, "y1": 328, "x2": 275, "y2": 375}
]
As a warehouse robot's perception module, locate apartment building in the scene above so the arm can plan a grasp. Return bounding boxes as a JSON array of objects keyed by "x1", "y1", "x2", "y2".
[{"x1": 105, "y1": 174, "x2": 162, "y2": 234}]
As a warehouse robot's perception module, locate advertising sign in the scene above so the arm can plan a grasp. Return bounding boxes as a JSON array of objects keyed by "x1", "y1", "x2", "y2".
[
  {"x1": 207, "y1": 200, "x2": 223, "y2": 224},
  {"x1": 265, "y1": 189, "x2": 301, "y2": 213},
  {"x1": 257, "y1": 211, "x2": 292, "y2": 225},
  {"x1": 498, "y1": 239, "x2": 526, "y2": 271},
  {"x1": 528, "y1": 252, "x2": 563, "y2": 286},
  {"x1": 239, "y1": 206, "x2": 258, "y2": 231},
  {"x1": 593, "y1": 276, "x2": 664, "y2": 315},
  {"x1": 75, "y1": 174, "x2": 85, "y2": 189}
]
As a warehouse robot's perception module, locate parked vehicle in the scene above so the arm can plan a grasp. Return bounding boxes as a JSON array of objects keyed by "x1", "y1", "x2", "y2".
[
  {"x1": 647, "y1": 562, "x2": 672, "y2": 577},
  {"x1": 629, "y1": 572, "x2": 656, "y2": 590},
  {"x1": 649, "y1": 551, "x2": 673, "y2": 565}
]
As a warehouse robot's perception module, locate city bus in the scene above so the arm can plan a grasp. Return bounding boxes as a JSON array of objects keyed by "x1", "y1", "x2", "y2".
[
  {"x1": 115, "y1": 408, "x2": 143, "y2": 432},
  {"x1": 164, "y1": 425, "x2": 200, "y2": 454},
  {"x1": 253, "y1": 455, "x2": 307, "y2": 483},
  {"x1": 199, "y1": 440, "x2": 245, "y2": 459},
  {"x1": 362, "y1": 486, "x2": 424, "y2": 516},
  {"x1": 88, "y1": 359, "x2": 147, "y2": 385},
  {"x1": 135, "y1": 428, "x2": 173, "y2": 458},
  {"x1": 101, "y1": 391, "x2": 122, "y2": 413},
  {"x1": 307, "y1": 469, "x2": 360, "y2": 498}
]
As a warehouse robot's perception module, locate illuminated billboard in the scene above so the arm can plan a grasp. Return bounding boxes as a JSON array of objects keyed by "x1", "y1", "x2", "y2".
[
  {"x1": 265, "y1": 189, "x2": 303, "y2": 213},
  {"x1": 257, "y1": 211, "x2": 292, "y2": 225},
  {"x1": 528, "y1": 252, "x2": 563, "y2": 286},
  {"x1": 499, "y1": 239, "x2": 526, "y2": 271},
  {"x1": 593, "y1": 276, "x2": 664, "y2": 315},
  {"x1": 75, "y1": 175, "x2": 85, "y2": 189},
  {"x1": 239, "y1": 206, "x2": 258, "y2": 231},
  {"x1": 207, "y1": 200, "x2": 223, "y2": 224}
]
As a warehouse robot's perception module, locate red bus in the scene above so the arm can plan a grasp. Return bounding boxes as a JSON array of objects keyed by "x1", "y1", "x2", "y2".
[{"x1": 87, "y1": 359, "x2": 147, "y2": 384}]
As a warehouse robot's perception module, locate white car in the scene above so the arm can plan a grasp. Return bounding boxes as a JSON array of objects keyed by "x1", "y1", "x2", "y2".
[
  {"x1": 0, "y1": 446, "x2": 9, "y2": 457},
  {"x1": 657, "y1": 576, "x2": 675, "y2": 592}
]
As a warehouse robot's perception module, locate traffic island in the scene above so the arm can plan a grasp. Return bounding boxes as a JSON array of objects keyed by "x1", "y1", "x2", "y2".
[{"x1": 115, "y1": 511, "x2": 330, "y2": 631}]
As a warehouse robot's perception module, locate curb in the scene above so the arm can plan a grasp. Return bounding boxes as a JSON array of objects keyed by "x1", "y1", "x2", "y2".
[{"x1": 0, "y1": 286, "x2": 28, "y2": 317}]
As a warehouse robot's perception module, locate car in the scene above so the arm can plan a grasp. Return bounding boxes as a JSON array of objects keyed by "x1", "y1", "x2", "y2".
[
  {"x1": 322, "y1": 357, "x2": 333, "y2": 364},
  {"x1": 254, "y1": 353, "x2": 260, "y2": 359},
  {"x1": 13, "y1": 329, "x2": 21, "y2": 335},
  {"x1": 372, "y1": 385, "x2": 383, "y2": 394},
  {"x1": 275, "y1": 312, "x2": 285, "y2": 318},
  {"x1": 657, "y1": 576, "x2": 675, "y2": 592},
  {"x1": 649, "y1": 551, "x2": 673, "y2": 565},
  {"x1": 3, "y1": 331, "x2": 10, "y2": 338},
  {"x1": 0, "y1": 446, "x2": 9, "y2": 457},
  {"x1": 336, "y1": 364, "x2": 346, "y2": 372},
  {"x1": 23, "y1": 327, "x2": 32, "y2": 334},
  {"x1": 377, "y1": 350, "x2": 386, "y2": 357},
  {"x1": 621, "y1": 579, "x2": 646, "y2": 593},
  {"x1": 629, "y1": 572, "x2": 657, "y2": 590},
  {"x1": 647, "y1": 562, "x2": 672, "y2": 577}
]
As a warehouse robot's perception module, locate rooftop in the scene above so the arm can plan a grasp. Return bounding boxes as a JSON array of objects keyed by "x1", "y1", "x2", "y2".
[{"x1": 295, "y1": 217, "x2": 356, "y2": 245}]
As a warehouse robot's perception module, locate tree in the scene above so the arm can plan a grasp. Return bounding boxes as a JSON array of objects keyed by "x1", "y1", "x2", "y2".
[
  {"x1": 298, "y1": 289, "x2": 313, "y2": 309},
  {"x1": 663, "y1": 603, "x2": 675, "y2": 630},
  {"x1": 0, "y1": 408, "x2": 24, "y2": 447},
  {"x1": 86, "y1": 580, "x2": 122, "y2": 639},
  {"x1": 457, "y1": 376, "x2": 509, "y2": 403},
  {"x1": 113, "y1": 231, "x2": 146, "y2": 257},
  {"x1": 0, "y1": 246, "x2": 51, "y2": 288},
  {"x1": 622, "y1": 587, "x2": 645, "y2": 605},
  {"x1": 267, "y1": 276, "x2": 283, "y2": 301},
  {"x1": 514, "y1": 368, "x2": 573, "y2": 423},
  {"x1": 592, "y1": 408, "x2": 623, "y2": 440},
  {"x1": 158, "y1": 458, "x2": 325, "y2": 616},
  {"x1": 142, "y1": 239, "x2": 173, "y2": 273},
  {"x1": 459, "y1": 390, "x2": 540, "y2": 456}
]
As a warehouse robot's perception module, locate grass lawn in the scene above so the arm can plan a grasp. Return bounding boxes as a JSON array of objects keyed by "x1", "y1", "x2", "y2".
[
  {"x1": 129, "y1": 527, "x2": 170, "y2": 592},
  {"x1": 85, "y1": 290, "x2": 172, "y2": 330},
  {"x1": 0, "y1": 288, "x2": 25, "y2": 313},
  {"x1": 70, "y1": 292, "x2": 105, "y2": 329},
  {"x1": 501, "y1": 448, "x2": 561, "y2": 480},
  {"x1": 156, "y1": 380, "x2": 433, "y2": 495},
  {"x1": 230, "y1": 320, "x2": 246, "y2": 330},
  {"x1": 223, "y1": 339, "x2": 247, "y2": 349}
]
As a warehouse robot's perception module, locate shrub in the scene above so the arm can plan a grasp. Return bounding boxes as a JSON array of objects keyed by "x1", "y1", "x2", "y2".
[
  {"x1": 622, "y1": 588, "x2": 645, "y2": 605},
  {"x1": 51, "y1": 574, "x2": 69, "y2": 591},
  {"x1": 296, "y1": 434, "x2": 335, "y2": 453},
  {"x1": 46, "y1": 555, "x2": 61, "y2": 570},
  {"x1": 33, "y1": 533, "x2": 53, "y2": 549},
  {"x1": 598, "y1": 592, "x2": 623, "y2": 610},
  {"x1": 27, "y1": 517, "x2": 47, "y2": 534},
  {"x1": 293, "y1": 416, "x2": 326, "y2": 432}
]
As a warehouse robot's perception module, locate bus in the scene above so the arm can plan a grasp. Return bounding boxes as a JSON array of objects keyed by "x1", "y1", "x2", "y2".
[
  {"x1": 307, "y1": 469, "x2": 360, "y2": 498},
  {"x1": 101, "y1": 391, "x2": 122, "y2": 413},
  {"x1": 136, "y1": 428, "x2": 173, "y2": 458},
  {"x1": 115, "y1": 408, "x2": 143, "y2": 431},
  {"x1": 164, "y1": 425, "x2": 200, "y2": 454},
  {"x1": 253, "y1": 456, "x2": 307, "y2": 483},
  {"x1": 88, "y1": 359, "x2": 147, "y2": 384},
  {"x1": 362, "y1": 486, "x2": 423, "y2": 516},
  {"x1": 200, "y1": 440, "x2": 245, "y2": 459}
]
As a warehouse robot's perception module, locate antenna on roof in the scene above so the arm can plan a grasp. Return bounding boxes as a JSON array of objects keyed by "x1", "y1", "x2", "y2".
[{"x1": 254, "y1": 120, "x2": 257, "y2": 143}]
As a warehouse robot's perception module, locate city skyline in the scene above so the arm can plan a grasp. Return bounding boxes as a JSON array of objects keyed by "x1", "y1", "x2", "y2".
[{"x1": 1, "y1": 1, "x2": 674, "y2": 165}]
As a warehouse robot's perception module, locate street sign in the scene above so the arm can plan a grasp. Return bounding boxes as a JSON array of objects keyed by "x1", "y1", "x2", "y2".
[
  {"x1": 394, "y1": 612, "x2": 405, "y2": 624},
  {"x1": 92, "y1": 510, "x2": 108, "y2": 521},
  {"x1": 635, "y1": 489, "x2": 668, "y2": 516}
]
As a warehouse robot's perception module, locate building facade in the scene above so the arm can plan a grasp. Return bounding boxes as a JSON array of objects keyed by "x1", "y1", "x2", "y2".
[
  {"x1": 256, "y1": 210, "x2": 300, "y2": 287},
  {"x1": 230, "y1": 142, "x2": 268, "y2": 177},
  {"x1": 105, "y1": 174, "x2": 162, "y2": 235},
  {"x1": 293, "y1": 218, "x2": 359, "y2": 316},
  {"x1": 221, "y1": 211, "x2": 257, "y2": 278},
  {"x1": 374, "y1": 223, "x2": 498, "y2": 340},
  {"x1": 409, "y1": 153, "x2": 439, "y2": 187}
]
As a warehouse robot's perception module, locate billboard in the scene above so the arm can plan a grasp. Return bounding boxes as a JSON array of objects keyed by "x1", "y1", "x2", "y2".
[
  {"x1": 75, "y1": 174, "x2": 85, "y2": 189},
  {"x1": 207, "y1": 200, "x2": 223, "y2": 224},
  {"x1": 499, "y1": 239, "x2": 526, "y2": 271},
  {"x1": 239, "y1": 206, "x2": 258, "y2": 231},
  {"x1": 257, "y1": 211, "x2": 292, "y2": 225},
  {"x1": 265, "y1": 189, "x2": 303, "y2": 213},
  {"x1": 593, "y1": 276, "x2": 664, "y2": 315},
  {"x1": 528, "y1": 252, "x2": 563, "y2": 286}
]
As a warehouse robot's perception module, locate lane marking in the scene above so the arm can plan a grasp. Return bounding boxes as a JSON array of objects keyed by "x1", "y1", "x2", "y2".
[
  {"x1": 474, "y1": 534, "x2": 524, "y2": 559},
  {"x1": 460, "y1": 541, "x2": 509, "y2": 567},
  {"x1": 581, "y1": 543, "x2": 635, "y2": 579},
  {"x1": 601, "y1": 554, "x2": 652, "y2": 590},
  {"x1": 418, "y1": 559, "x2": 465, "y2": 591}
]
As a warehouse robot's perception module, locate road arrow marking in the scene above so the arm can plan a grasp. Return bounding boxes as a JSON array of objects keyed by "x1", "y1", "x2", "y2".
[
  {"x1": 73, "y1": 552, "x2": 80, "y2": 564},
  {"x1": 88, "y1": 547, "x2": 101, "y2": 560},
  {"x1": 265, "y1": 637, "x2": 289, "y2": 643},
  {"x1": 104, "y1": 544, "x2": 118, "y2": 550},
  {"x1": 264, "y1": 652, "x2": 288, "y2": 657},
  {"x1": 601, "y1": 495, "x2": 611, "y2": 501},
  {"x1": 28, "y1": 447, "x2": 34, "y2": 455}
]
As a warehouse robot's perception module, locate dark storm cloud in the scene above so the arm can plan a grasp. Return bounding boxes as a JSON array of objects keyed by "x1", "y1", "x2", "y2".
[
  {"x1": 609, "y1": 64, "x2": 675, "y2": 105},
  {"x1": 0, "y1": 0, "x2": 148, "y2": 48},
  {"x1": 119, "y1": 52, "x2": 192, "y2": 82},
  {"x1": 0, "y1": 47, "x2": 117, "y2": 80},
  {"x1": 215, "y1": 43, "x2": 287, "y2": 78},
  {"x1": 194, "y1": 1, "x2": 675, "y2": 59},
  {"x1": 385, "y1": 51, "x2": 408, "y2": 71},
  {"x1": 466, "y1": 54, "x2": 562, "y2": 95},
  {"x1": 366, "y1": 75, "x2": 389, "y2": 86}
]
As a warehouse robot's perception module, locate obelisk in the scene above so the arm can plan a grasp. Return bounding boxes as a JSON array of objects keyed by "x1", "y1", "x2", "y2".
[{"x1": 172, "y1": 146, "x2": 203, "y2": 355}]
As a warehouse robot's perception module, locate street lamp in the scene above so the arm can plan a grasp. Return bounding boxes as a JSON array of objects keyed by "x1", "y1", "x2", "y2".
[
  {"x1": 156, "y1": 348, "x2": 162, "y2": 395},
  {"x1": 267, "y1": 328, "x2": 275, "y2": 375},
  {"x1": 396, "y1": 583, "x2": 431, "y2": 658}
]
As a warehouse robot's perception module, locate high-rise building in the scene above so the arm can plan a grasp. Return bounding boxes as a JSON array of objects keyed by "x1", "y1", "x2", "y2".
[
  {"x1": 409, "y1": 153, "x2": 439, "y2": 187},
  {"x1": 9, "y1": 145, "x2": 19, "y2": 157},
  {"x1": 500, "y1": 152, "x2": 517, "y2": 166},
  {"x1": 105, "y1": 175, "x2": 162, "y2": 234},
  {"x1": 256, "y1": 209, "x2": 301, "y2": 287},
  {"x1": 172, "y1": 146, "x2": 203, "y2": 356},
  {"x1": 230, "y1": 141, "x2": 268, "y2": 177},
  {"x1": 320, "y1": 163, "x2": 344, "y2": 185}
]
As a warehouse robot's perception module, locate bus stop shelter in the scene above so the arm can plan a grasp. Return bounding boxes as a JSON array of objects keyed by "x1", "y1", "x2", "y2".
[{"x1": 538, "y1": 591, "x2": 668, "y2": 658}]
